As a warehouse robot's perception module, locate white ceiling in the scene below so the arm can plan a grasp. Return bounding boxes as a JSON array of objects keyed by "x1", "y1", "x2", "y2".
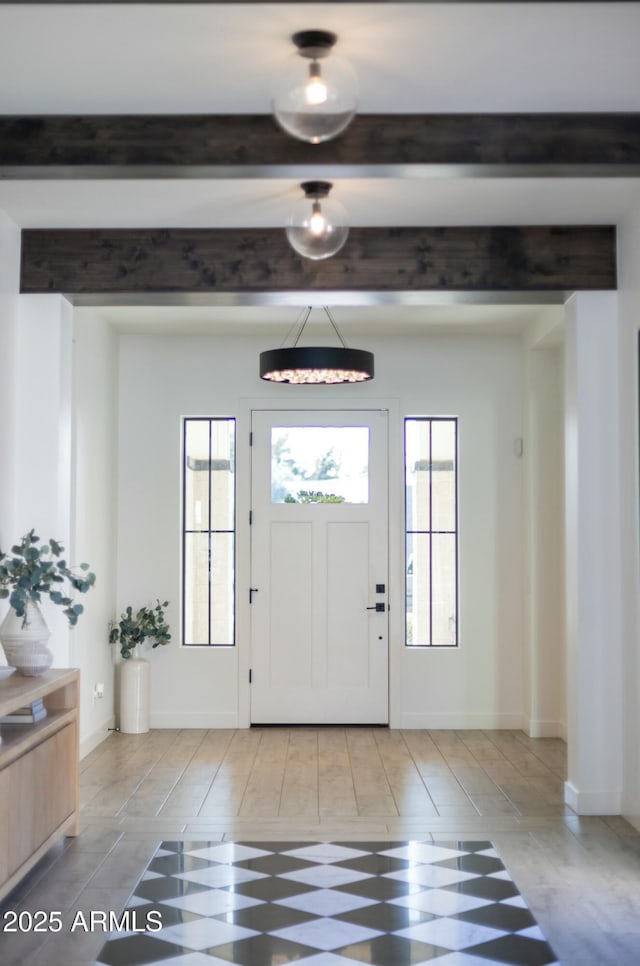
[
  {"x1": 1, "y1": 2, "x2": 639, "y2": 337},
  {"x1": 87, "y1": 302, "x2": 563, "y2": 338},
  {"x1": 1, "y1": 178, "x2": 639, "y2": 231},
  {"x1": 1, "y1": 3, "x2": 639, "y2": 115}
]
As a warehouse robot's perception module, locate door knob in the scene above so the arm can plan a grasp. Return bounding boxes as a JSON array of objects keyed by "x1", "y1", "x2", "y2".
[{"x1": 366, "y1": 603, "x2": 386, "y2": 613}]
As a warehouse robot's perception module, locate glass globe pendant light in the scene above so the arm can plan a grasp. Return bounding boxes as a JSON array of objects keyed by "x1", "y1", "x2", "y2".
[
  {"x1": 286, "y1": 180, "x2": 349, "y2": 260},
  {"x1": 272, "y1": 30, "x2": 358, "y2": 144}
]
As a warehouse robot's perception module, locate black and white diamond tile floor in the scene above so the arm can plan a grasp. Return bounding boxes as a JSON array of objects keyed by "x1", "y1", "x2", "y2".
[{"x1": 96, "y1": 841, "x2": 560, "y2": 966}]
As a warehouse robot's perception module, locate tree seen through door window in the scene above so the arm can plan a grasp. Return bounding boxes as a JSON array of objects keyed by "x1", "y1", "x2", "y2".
[{"x1": 271, "y1": 426, "x2": 369, "y2": 504}]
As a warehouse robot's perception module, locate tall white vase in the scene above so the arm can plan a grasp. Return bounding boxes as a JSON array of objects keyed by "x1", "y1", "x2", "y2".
[
  {"x1": 0, "y1": 601, "x2": 53, "y2": 676},
  {"x1": 119, "y1": 657, "x2": 150, "y2": 734}
]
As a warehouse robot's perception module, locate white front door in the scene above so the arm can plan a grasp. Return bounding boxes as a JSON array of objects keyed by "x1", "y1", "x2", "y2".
[{"x1": 250, "y1": 410, "x2": 389, "y2": 724}]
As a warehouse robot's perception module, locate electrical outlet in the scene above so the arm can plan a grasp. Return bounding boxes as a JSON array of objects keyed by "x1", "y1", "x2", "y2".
[{"x1": 93, "y1": 682, "x2": 105, "y2": 701}]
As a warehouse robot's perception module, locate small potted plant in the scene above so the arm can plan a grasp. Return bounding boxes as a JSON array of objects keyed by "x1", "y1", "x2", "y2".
[
  {"x1": 0, "y1": 530, "x2": 95, "y2": 676},
  {"x1": 109, "y1": 600, "x2": 171, "y2": 660},
  {"x1": 109, "y1": 600, "x2": 171, "y2": 733}
]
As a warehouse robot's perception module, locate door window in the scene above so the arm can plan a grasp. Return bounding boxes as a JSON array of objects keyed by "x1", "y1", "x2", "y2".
[{"x1": 271, "y1": 426, "x2": 369, "y2": 504}]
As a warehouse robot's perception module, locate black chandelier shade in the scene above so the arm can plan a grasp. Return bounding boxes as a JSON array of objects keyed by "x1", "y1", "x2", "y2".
[{"x1": 260, "y1": 345, "x2": 374, "y2": 384}]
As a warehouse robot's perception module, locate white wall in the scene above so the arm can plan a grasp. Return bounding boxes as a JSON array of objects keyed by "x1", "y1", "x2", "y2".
[
  {"x1": 0, "y1": 212, "x2": 19, "y2": 544},
  {"x1": 617, "y1": 208, "x2": 640, "y2": 829},
  {"x1": 117, "y1": 331, "x2": 526, "y2": 730},
  {"x1": 117, "y1": 334, "x2": 245, "y2": 727},
  {"x1": 71, "y1": 309, "x2": 119, "y2": 756},
  {"x1": 522, "y1": 341, "x2": 566, "y2": 738},
  {"x1": 3, "y1": 294, "x2": 74, "y2": 666},
  {"x1": 564, "y1": 292, "x2": 624, "y2": 815},
  {"x1": 0, "y1": 283, "x2": 117, "y2": 753},
  {"x1": 395, "y1": 336, "x2": 525, "y2": 728}
]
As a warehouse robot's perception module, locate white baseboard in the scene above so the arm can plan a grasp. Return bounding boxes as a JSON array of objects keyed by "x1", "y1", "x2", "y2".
[
  {"x1": 525, "y1": 719, "x2": 566, "y2": 739},
  {"x1": 149, "y1": 711, "x2": 240, "y2": 729},
  {"x1": 564, "y1": 780, "x2": 621, "y2": 815},
  {"x1": 400, "y1": 711, "x2": 524, "y2": 730},
  {"x1": 622, "y1": 812, "x2": 640, "y2": 833},
  {"x1": 621, "y1": 787, "x2": 640, "y2": 831},
  {"x1": 80, "y1": 715, "x2": 116, "y2": 759}
]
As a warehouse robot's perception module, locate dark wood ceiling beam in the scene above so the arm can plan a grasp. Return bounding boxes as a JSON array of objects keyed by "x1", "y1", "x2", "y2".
[
  {"x1": 20, "y1": 226, "x2": 616, "y2": 299},
  {"x1": 2, "y1": 114, "x2": 640, "y2": 178}
]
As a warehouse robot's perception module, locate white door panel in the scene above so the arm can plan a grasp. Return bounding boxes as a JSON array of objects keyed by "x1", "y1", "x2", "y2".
[
  {"x1": 250, "y1": 410, "x2": 388, "y2": 724},
  {"x1": 269, "y1": 521, "x2": 312, "y2": 689},
  {"x1": 327, "y1": 521, "x2": 370, "y2": 689}
]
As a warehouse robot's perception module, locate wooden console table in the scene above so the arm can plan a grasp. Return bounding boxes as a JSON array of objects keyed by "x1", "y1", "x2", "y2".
[{"x1": 0, "y1": 668, "x2": 79, "y2": 903}]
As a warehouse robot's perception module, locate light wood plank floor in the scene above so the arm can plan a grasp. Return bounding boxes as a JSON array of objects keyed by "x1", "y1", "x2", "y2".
[
  {"x1": 1, "y1": 727, "x2": 640, "y2": 966},
  {"x1": 79, "y1": 726, "x2": 570, "y2": 824}
]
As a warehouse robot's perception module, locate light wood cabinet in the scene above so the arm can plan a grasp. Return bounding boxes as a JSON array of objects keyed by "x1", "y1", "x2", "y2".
[{"x1": 0, "y1": 669, "x2": 79, "y2": 902}]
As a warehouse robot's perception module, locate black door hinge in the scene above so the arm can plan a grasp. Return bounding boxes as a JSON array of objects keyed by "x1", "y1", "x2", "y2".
[{"x1": 249, "y1": 669, "x2": 252, "y2": 683}]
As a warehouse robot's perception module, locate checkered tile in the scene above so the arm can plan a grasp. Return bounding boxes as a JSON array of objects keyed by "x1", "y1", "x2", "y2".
[{"x1": 96, "y1": 841, "x2": 559, "y2": 965}]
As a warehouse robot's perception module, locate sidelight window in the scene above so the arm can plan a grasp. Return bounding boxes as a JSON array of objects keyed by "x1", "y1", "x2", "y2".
[
  {"x1": 405, "y1": 417, "x2": 458, "y2": 646},
  {"x1": 182, "y1": 418, "x2": 235, "y2": 646}
]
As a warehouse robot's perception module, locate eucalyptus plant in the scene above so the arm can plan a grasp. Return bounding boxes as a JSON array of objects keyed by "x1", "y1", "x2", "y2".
[
  {"x1": 0, "y1": 529, "x2": 95, "y2": 627},
  {"x1": 109, "y1": 600, "x2": 171, "y2": 660}
]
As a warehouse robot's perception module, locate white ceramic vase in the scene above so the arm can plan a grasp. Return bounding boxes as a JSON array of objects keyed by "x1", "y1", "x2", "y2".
[
  {"x1": 119, "y1": 657, "x2": 150, "y2": 734},
  {"x1": 0, "y1": 600, "x2": 53, "y2": 676}
]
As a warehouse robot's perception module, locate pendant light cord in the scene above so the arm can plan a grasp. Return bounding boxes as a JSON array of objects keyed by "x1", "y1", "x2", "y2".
[
  {"x1": 324, "y1": 306, "x2": 349, "y2": 347},
  {"x1": 290, "y1": 306, "x2": 313, "y2": 348},
  {"x1": 286, "y1": 306, "x2": 349, "y2": 349}
]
